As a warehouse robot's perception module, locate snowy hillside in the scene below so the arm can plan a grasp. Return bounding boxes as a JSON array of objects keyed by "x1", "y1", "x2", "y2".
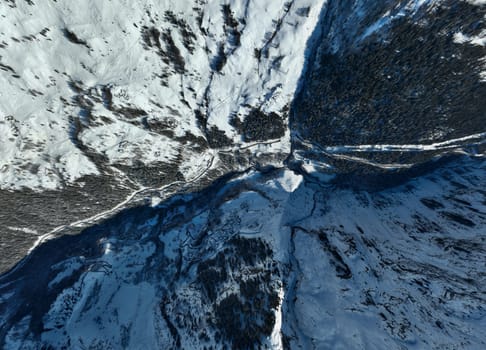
[
  {"x1": 1, "y1": 157, "x2": 485, "y2": 349},
  {"x1": 0, "y1": 0, "x2": 485, "y2": 349},
  {"x1": 0, "y1": 0, "x2": 328, "y2": 272},
  {"x1": 0, "y1": 0, "x2": 324, "y2": 191},
  {"x1": 292, "y1": 0, "x2": 486, "y2": 174}
]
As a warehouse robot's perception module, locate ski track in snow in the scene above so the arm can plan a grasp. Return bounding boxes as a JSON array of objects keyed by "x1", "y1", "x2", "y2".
[
  {"x1": 28, "y1": 150, "x2": 218, "y2": 253},
  {"x1": 294, "y1": 132, "x2": 486, "y2": 169},
  {"x1": 295, "y1": 132, "x2": 486, "y2": 154},
  {"x1": 323, "y1": 132, "x2": 486, "y2": 153}
]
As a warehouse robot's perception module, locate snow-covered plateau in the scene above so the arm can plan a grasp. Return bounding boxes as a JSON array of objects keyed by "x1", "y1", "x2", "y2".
[{"x1": 0, "y1": 0, "x2": 485, "y2": 349}]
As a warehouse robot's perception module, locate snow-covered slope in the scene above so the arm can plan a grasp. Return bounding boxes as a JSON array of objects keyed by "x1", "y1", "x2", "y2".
[
  {"x1": 1, "y1": 0, "x2": 486, "y2": 348},
  {"x1": 1, "y1": 0, "x2": 484, "y2": 261},
  {"x1": 0, "y1": 0, "x2": 324, "y2": 191},
  {"x1": 292, "y1": 0, "x2": 486, "y2": 172},
  {"x1": 1, "y1": 157, "x2": 485, "y2": 349},
  {"x1": 0, "y1": 0, "x2": 329, "y2": 272}
]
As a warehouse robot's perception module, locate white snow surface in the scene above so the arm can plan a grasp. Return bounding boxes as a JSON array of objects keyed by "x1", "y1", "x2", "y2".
[
  {"x1": 0, "y1": 0, "x2": 325, "y2": 190},
  {"x1": 2, "y1": 160, "x2": 485, "y2": 349},
  {"x1": 1, "y1": 0, "x2": 486, "y2": 349}
]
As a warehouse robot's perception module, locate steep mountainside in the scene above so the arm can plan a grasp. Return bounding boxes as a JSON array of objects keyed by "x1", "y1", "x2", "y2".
[
  {"x1": 0, "y1": 0, "x2": 325, "y2": 271},
  {"x1": 0, "y1": 0, "x2": 485, "y2": 349},
  {"x1": 292, "y1": 0, "x2": 486, "y2": 176},
  {"x1": 1, "y1": 159, "x2": 485, "y2": 349}
]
